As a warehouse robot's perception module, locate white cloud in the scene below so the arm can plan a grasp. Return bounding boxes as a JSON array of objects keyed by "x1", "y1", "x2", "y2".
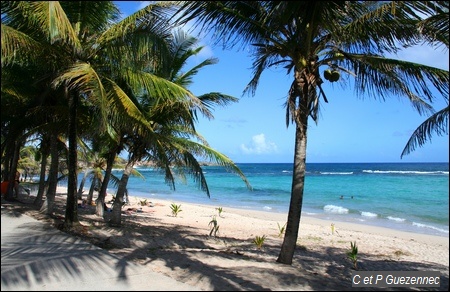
[{"x1": 240, "y1": 134, "x2": 278, "y2": 154}]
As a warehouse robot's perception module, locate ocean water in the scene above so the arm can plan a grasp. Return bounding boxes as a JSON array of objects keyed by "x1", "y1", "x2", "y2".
[{"x1": 109, "y1": 162, "x2": 449, "y2": 237}]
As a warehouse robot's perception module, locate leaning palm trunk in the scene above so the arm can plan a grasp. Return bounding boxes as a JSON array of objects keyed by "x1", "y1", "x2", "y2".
[
  {"x1": 88, "y1": 181, "x2": 96, "y2": 207},
  {"x1": 96, "y1": 150, "x2": 117, "y2": 216},
  {"x1": 77, "y1": 171, "x2": 88, "y2": 200},
  {"x1": 109, "y1": 161, "x2": 134, "y2": 226},
  {"x1": 40, "y1": 135, "x2": 59, "y2": 215},
  {"x1": 277, "y1": 66, "x2": 314, "y2": 264},
  {"x1": 33, "y1": 141, "x2": 49, "y2": 207},
  {"x1": 277, "y1": 123, "x2": 308, "y2": 264}
]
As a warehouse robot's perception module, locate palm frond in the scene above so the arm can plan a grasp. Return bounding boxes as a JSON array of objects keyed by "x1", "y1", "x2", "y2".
[
  {"x1": 59, "y1": 1, "x2": 120, "y2": 37},
  {"x1": 336, "y1": 2, "x2": 422, "y2": 55},
  {"x1": 172, "y1": 1, "x2": 267, "y2": 50},
  {"x1": 194, "y1": 93, "x2": 239, "y2": 120},
  {"x1": 416, "y1": 5, "x2": 449, "y2": 49},
  {"x1": 97, "y1": 2, "x2": 173, "y2": 47},
  {"x1": 171, "y1": 137, "x2": 253, "y2": 193},
  {"x1": 175, "y1": 55, "x2": 219, "y2": 87},
  {"x1": 23, "y1": 1, "x2": 81, "y2": 50},
  {"x1": 1, "y1": 24, "x2": 47, "y2": 67},
  {"x1": 401, "y1": 105, "x2": 449, "y2": 158},
  {"x1": 349, "y1": 55, "x2": 447, "y2": 115}
]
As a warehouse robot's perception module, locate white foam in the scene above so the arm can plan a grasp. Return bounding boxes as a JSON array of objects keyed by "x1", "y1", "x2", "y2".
[
  {"x1": 412, "y1": 222, "x2": 449, "y2": 234},
  {"x1": 304, "y1": 212, "x2": 317, "y2": 216},
  {"x1": 363, "y1": 170, "x2": 447, "y2": 175},
  {"x1": 387, "y1": 216, "x2": 406, "y2": 222},
  {"x1": 361, "y1": 211, "x2": 377, "y2": 218},
  {"x1": 323, "y1": 205, "x2": 349, "y2": 214},
  {"x1": 320, "y1": 172, "x2": 353, "y2": 175}
]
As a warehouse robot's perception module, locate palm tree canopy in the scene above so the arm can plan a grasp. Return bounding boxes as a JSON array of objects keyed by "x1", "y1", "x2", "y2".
[
  {"x1": 170, "y1": 1, "x2": 449, "y2": 265},
  {"x1": 172, "y1": 1, "x2": 448, "y2": 124}
]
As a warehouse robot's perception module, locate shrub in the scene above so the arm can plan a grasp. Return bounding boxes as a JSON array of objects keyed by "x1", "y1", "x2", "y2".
[
  {"x1": 170, "y1": 203, "x2": 182, "y2": 217},
  {"x1": 216, "y1": 207, "x2": 224, "y2": 217},
  {"x1": 209, "y1": 215, "x2": 220, "y2": 237},
  {"x1": 277, "y1": 222, "x2": 286, "y2": 237},
  {"x1": 253, "y1": 235, "x2": 266, "y2": 250},
  {"x1": 347, "y1": 241, "x2": 358, "y2": 269}
]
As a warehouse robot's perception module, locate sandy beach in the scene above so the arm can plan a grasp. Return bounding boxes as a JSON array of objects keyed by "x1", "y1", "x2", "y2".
[{"x1": 3, "y1": 188, "x2": 449, "y2": 291}]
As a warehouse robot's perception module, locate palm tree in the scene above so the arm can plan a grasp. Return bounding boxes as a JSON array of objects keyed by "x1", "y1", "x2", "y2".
[
  {"x1": 172, "y1": 1, "x2": 449, "y2": 265},
  {"x1": 107, "y1": 28, "x2": 252, "y2": 227},
  {"x1": 401, "y1": 1, "x2": 449, "y2": 158},
  {"x1": 2, "y1": 1, "x2": 114, "y2": 224},
  {"x1": 1, "y1": 1, "x2": 191, "y2": 226}
]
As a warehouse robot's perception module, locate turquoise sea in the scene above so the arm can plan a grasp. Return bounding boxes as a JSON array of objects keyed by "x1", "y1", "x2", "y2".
[{"x1": 108, "y1": 162, "x2": 449, "y2": 237}]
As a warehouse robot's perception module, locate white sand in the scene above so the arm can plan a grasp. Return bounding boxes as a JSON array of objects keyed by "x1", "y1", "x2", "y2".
[
  {"x1": 21, "y1": 187, "x2": 448, "y2": 290},
  {"x1": 101, "y1": 193, "x2": 449, "y2": 290}
]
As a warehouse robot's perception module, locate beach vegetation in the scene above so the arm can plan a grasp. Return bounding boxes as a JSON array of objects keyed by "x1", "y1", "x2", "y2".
[
  {"x1": 393, "y1": 250, "x2": 411, "y2": 258},
  {"x1": 172, "y1": 1, "x2": 449, "y2": 265},
  {"x1": 347, "y1": 241, "x2": 358, "y2": 270},
  {"x1": 209, "y1": 215, "x2": 220, "y2": 237},
  {"x1": 216, "y1": 207, "x2": 224, "y2": 217},
  {"x1": 277, "y1": 222, "x2": 286, "y2": 238},
  {"x1": 306, "y1": 235, "x2": 323, "y2": 242},
  {"x1": 140, "y1": 199, "x2": 148, "y2": 206},
  {"x1": 170, "y1": 203, "x2": 182, "y2": 217},
  {"x1": 253, "y1": 235, "x2": 266, "y2": 250},
  {"x1": 1, "y1": 1, "x2": 253, "y2": 228}
]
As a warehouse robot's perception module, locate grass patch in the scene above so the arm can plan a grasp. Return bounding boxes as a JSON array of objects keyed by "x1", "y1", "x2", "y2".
[{"x1": 306, "y1": 235, "x2": 323, "y2": 241}]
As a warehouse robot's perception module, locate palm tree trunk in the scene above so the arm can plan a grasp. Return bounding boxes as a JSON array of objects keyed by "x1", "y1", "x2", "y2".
[
  {"x1": 109, "y1": 161, "x2": 134, "y2": 226},
  {"x1": 96, "y1": 149, "x2": 117, "y2": 216},
  {"x1": 277, "y1": 67, "x2": 311, "y2": 265},
  {"x1": 34, "y1": 136, "x2": 50, "y2": 206},
  {"x1": 77, "y1": 171, "x2": 88, "y2": 200},
  {"x1": 64, "y1": 89, "x2": 79, "y2": 226},
  {"x1": 5, "y1": 139, "x2": 21, "y2": 201},
  {"x1": 40, "y1": 134, "x2": 59, "y2": 215},
  {"x1": 277, "y1": 123, "x2": 308, "y2": 264},
  {"x1": 87, "y1": 180, "x2": 95, "y2": 206}
]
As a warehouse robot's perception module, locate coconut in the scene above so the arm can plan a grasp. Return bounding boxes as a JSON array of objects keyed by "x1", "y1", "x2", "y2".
[
  {"x1": 323, "y1": 69, "x2": 332, "y2": 80},
  {"x1": 300, "y1": 58, "x2": 308, "y2": 67},
  {"x1": 330, "y1": 70, "x2": 340, "y2": 82}
]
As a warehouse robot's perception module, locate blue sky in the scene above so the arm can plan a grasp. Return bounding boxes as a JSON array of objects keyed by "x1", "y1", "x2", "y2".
[{"x1": 116, "y1": 1, "x2": 449, "y2": 163}]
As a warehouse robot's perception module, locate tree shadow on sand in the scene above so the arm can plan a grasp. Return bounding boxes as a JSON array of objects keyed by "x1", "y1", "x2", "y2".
[{"x1": 2, "y1": 196, "x2": 448, "y2": 291}]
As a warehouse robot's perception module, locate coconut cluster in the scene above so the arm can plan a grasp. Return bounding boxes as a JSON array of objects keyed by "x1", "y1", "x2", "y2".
[{"x1": 323, "y1": 69, "x2": 340, "y2": 82}]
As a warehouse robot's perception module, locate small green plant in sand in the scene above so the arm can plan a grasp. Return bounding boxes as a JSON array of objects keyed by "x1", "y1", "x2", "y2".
[
  {"x1": 347, "y1": 241, "x2": 358, "y2": 269},
  {"x1": 139, "y1": 199, "x2": 148, "y2": 206},
  {"x1": 209, "y1": 216, "x2": 220, "y2": 237},
  {"x1": 216, "y1": 207, "x2": 224, "y2": 217},
  {"x1": 253, "y1": 235, "x2": 266, "y2": 250},
  {"x1": 277, "y1": 222, "x2": 286, "y2": 237},
  {"x1": 330, "y1": 223, "x2": 340, "y2": 236},
  {"x1": 170, "y1": 203, "x2": 182, "y2": 217}
]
